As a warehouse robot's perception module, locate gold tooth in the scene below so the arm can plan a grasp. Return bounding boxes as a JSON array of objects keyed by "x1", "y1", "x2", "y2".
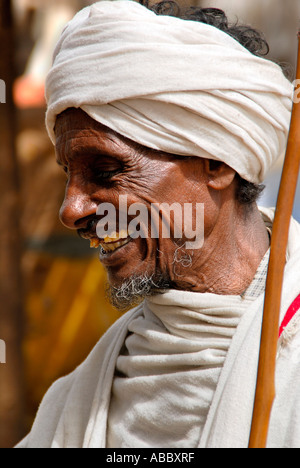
[
  {"x1": 99, "y1": 237, "x2": 131, "y2": 253},
  {"x1": 90, "y1": 230, "x2": 132, "y2": 251},
  {"x1": 90, "y1": 238, "x2": 101, "y2": 249},
  {"x1": 103, "y1": 230, "x2": 130, "y2": 244},
  {"x1": 118, "y1": 229, "x2": 130, "y2": 239}
]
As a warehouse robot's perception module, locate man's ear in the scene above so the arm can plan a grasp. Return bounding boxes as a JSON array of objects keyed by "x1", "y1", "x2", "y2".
[{"x1": 203, "y1": 160, "x2": 236, "y2": 190}]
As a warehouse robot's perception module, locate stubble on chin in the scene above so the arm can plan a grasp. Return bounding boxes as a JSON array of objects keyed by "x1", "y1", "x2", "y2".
[
  {"x1": 105, "y1": 271, "x2": 171, "y2": 311},
  {"x1": 105, "y1": 242, "x2": 194, "y2": 311}
]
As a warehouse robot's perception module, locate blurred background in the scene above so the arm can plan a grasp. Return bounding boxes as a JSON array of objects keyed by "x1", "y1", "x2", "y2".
[{"x1": 0, "y1": 0, "x2": 299, "y2": 448}]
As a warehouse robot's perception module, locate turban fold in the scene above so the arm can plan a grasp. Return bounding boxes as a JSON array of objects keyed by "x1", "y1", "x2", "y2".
[{"x1": 45, "y1": 0, "x2": 293, "y2": 184}]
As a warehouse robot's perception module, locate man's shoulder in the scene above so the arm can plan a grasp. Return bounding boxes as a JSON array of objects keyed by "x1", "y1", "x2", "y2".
[
  {"x1": 17, "y1": 304, "x2": 143, "y2": 447},
  {"x1": 51, "y1": 303, "x2": 143, "y2": 388}
]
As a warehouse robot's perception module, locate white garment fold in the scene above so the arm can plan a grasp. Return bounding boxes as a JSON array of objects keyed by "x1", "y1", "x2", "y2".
[
  {"x1": 17, "y1": 208, "x2": 300, "y2": 448},
  {"x1": 45, "y1": 0, "x2": 293, "y2": 184},
  {"x1": 107, "y1": 288, "x2": 258, "y2": 448}
]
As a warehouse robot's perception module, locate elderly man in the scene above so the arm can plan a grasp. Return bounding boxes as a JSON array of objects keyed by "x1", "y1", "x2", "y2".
[{"x1": 17, "y1": 0, "x2": 300, "y2": 448}]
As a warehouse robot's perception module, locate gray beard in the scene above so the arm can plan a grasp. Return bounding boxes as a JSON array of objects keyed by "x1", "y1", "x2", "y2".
[
  {"x1": 106, "y1": 243, "x2": 193, "y2": 311},
  {"x1": 106, "y1": 271, "x2": 171, "y2": 311}
]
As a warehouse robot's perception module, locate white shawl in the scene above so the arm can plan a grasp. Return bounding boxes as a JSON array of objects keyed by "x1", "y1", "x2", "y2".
[{"x1": 17, "y1": 208, "x2": 300, "y2": 448}]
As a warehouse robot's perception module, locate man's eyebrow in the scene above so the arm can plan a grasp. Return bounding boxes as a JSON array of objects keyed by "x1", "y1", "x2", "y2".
[{"x1": 59, "y1": 142, "x2": 126, "y2": 161}]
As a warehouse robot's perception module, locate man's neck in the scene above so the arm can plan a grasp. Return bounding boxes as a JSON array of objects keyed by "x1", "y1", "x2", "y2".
[{"x1": 173, "y1": 204, "x2": 270, "y2": 296}]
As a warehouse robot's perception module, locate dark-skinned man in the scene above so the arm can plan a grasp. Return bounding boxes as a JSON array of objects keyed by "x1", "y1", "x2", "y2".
[{"x1": 17, "y1": 1, "x2": 300, "y2": 448}]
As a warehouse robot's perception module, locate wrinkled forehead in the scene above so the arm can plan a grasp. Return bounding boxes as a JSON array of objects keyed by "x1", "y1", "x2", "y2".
[
  {"x1": 55, "y1": 108, "x2": 112, "y2": 136},
  {"x1": 54, "y1": 107, "x2": 166, "y2": 164}
]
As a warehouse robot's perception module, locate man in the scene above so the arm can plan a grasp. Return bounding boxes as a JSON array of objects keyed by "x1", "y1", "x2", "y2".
[{"x1": 17, "y1": 1, "x2": 300, "y2": 448}]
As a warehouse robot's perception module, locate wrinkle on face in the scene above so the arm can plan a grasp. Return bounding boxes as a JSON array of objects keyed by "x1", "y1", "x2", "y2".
[
  {"x1": 55, "y1": 109, "x2": 212, "y2": 289},
  {"x1": 55, "y1": 107, "x2": 270, "y2": 298}
]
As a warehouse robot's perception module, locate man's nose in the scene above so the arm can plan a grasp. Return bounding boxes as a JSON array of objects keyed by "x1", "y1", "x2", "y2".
[{"x1": 59, "y1": 183, "x2": 98, "y2": 230}]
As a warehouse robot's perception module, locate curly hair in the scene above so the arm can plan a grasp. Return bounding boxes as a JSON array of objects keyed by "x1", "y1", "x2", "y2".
[{"x1": 139, "y1": 0, "x2": 270, "y2": 206}]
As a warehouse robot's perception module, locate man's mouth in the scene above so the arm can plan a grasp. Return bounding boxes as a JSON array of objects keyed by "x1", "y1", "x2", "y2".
[{"x1": 89, "y1": 229, "x2": 132, "y2": 253}]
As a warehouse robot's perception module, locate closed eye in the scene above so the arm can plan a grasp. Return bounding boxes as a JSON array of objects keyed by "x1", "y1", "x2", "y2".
[
  {"x1": 56, "y1": 156, "x2": 124, "y2": 182},
  {"x1": 94, "y1": 169, "x2": 121, "y2": 181}
]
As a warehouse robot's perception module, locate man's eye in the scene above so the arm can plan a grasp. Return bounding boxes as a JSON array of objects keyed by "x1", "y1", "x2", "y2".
[{"x1": 95, "y1": 170, "x2": 120, "y2": 180}]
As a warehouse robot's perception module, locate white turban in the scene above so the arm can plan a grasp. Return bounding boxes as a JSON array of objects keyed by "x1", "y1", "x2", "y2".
[{"x1": 45, "y1": 0, "x2": 293, "y2": 184}]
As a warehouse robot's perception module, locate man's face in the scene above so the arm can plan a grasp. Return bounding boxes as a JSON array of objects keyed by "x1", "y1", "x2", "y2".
[{"x1": 55, "y1": 108, "x2": 217, "y2": 305}]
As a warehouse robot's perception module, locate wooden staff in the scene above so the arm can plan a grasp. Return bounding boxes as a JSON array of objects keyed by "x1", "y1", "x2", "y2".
[{"x1": 248, "y1": 32, "x2": 300, "y2": 449}]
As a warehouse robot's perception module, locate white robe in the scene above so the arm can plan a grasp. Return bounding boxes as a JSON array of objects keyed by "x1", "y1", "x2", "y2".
[
  {"x1": 17, "y1": 208, "x2": 300, "y2": 448},
  {"x1": 106, "y1": 250, "x2": 270, "y2": 448}
]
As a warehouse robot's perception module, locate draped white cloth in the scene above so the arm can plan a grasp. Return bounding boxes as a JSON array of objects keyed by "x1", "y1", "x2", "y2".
[
  {"x1": 107, "y1": 282, "x2": 262, "y2": 448},
  {"x1": 17, "y1": 209, "x2": 300, "y2": 448},
  {"x1": 45, "y1": 0, "x2": 293, "y2": 184}
]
